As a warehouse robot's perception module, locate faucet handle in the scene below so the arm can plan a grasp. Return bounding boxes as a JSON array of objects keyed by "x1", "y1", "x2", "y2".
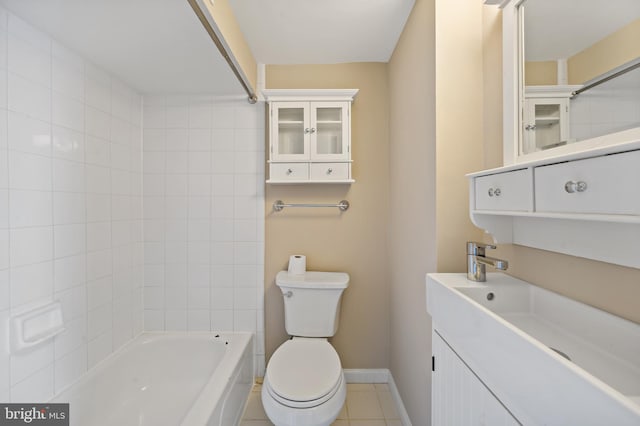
[{"x1": 467, "y1": 241, "x2": 496, "y2": 255}]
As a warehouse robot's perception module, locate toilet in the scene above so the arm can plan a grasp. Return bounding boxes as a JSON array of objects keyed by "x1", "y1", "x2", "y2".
[{"x1": 262, "y1": 270, "x2": 349, "y2": 426}]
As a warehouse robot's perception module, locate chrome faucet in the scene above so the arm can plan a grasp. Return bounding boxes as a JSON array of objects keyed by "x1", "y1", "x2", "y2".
[{"x1": 467, "y1": 242, "x2": 508, "y2": 282}]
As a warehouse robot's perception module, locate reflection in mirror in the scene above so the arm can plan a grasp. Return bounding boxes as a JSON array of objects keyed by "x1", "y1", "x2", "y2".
[{"x1": 520, "y1": 0, "x2": 640, "y2": 155}]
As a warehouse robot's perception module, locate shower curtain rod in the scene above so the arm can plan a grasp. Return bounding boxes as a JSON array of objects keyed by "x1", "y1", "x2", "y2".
[
  {"x1": 187, "y1": 0, "x2": 258, "y2": 104},
  {"x1": 571, "y1": 60, "x2": 640, "y2": 98}
]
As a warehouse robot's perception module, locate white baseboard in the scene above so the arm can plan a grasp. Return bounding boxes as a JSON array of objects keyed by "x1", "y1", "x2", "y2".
[
  {"x1": 343, "y1": 368, "x2": 412, "y2": 426},
  {"x1": 343, "y1": 368, "x2": 389, "y2": 383}
]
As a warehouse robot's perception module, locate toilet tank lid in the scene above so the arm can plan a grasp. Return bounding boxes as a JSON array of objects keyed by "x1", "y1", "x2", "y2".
[{"x1": 276, "y1": 271, "x2": 349, "y2": 289}]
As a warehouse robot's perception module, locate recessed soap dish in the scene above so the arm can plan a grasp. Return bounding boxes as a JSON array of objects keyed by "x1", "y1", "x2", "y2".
[{"x1": 10, "y1": 301, "x2": 65, "y2": 354}]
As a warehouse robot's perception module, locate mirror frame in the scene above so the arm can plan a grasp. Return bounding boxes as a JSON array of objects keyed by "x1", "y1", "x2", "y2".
[{"x1": 500, "y1": 0, "x2": 640, "y2": 165}]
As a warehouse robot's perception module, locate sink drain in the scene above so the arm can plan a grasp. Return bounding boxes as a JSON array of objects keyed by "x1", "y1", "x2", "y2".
[{"x1": 549, "y1": 347, "x2": 571, "y2": 361}]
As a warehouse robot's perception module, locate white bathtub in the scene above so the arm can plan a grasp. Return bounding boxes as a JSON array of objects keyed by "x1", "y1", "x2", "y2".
[{"x1": 52, "y1": 332, "x2": 254, "y2": 426}]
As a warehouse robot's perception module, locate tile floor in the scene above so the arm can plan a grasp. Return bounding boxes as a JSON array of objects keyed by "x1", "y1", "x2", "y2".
[{"x1": 241, "y1": 383, "x2": 403, "y2": 426}]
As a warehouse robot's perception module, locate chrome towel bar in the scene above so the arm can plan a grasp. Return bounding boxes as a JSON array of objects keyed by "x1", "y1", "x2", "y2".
[{"x1": 273, "y1": 200, "x2": 350, "y2": 212}]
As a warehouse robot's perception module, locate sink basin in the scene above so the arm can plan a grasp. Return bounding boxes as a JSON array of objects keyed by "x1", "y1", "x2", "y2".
[{"x1": 426, "y1": 272, "x2": 640, "y2": 425}]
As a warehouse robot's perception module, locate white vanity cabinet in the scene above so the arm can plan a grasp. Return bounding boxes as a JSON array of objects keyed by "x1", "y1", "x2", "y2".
[
  {"x1": 432, "y1": 332, "x2": 520, "y2": 426},
  {"x1": 263, "y1": 89, "x2": 358, "y2": 184},
  {"x1": 468, "y1": 144, "x2": 640, "y2": 268}
]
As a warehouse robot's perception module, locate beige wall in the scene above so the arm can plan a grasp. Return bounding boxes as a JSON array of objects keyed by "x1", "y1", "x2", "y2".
[
  {"x1": 204, "y1": 0, "x2": 258, "y2": 91},
  {"x1": 388, "y1": 0, "x2": 436, "y2": 424},
  {"x1": 264, "y1": 63, "x2": 391, "y2": 369},
  {"x1": 569, "y1": 18, "x2": 640, "y2": 84},
  {"x1": 435, "y1": 0, "x2": 486, "y2": 273},
  {"x1": 524, "y1": 61, "x2": 557, "y2": 85}
]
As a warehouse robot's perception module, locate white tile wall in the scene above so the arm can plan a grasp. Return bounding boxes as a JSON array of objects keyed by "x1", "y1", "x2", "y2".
[
  {"x1": 142, "y1": 95, "x2": 265, "y2": 375},
  {"x1": 0, "y1": 7, "x2": 144, "y2": 401},
  {"x1": 570, "y1": 67, "x2": 640, "y2": 141}
]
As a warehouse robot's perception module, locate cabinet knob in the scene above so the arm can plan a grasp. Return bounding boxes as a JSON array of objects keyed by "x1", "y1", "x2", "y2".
[
  {"x1": 488, "y1": 188, "x2": 501, "y2": 197},
  {"x1": 525, "y1": 124, "x2": 536, "y2": 131},
  {"x1": 564, "y1": 181, "x2": 587, "y2": 193},
  {"x1": 304, "y1": 128, "x2": 310, "y2": 134},
  {"x1": 327, "y1": 168, "x2": 333, "y2": 175},
  {"x1": 286, "y1": 168, "x2": 293, "y2": 175},
  {"x1": 310, "y1": 128, "x2": 316, "y2": 134}
]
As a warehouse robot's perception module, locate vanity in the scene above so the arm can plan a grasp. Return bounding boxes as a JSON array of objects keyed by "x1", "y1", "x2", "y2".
[
  {"x1": 426, "y1": 273, "x2": 640, "y2": 425},
  {"x1": 427, "y1": 0, "x2": 640, "y2": 424}
]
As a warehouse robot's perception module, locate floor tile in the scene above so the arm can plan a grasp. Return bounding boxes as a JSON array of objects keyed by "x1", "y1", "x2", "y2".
[
  {"x1": 240, "y1": 421, "x2": 273, "y2": 426},
  {"x1": 336, "y1": 400, "x2": 349, "y2": 419},
  {"x1": 378, "y1": 391, "x2": 400, "y2": 419},
  {"x1": 347, "y1": 383, "x2": 376, "y2": 392},
  {"x1": 346, "y1": 391, "x2": 384, "y2": 419},
  {"x1": 374, "y1": 383, "x2": 390, "y2": 392},
  {"x1": 241, "y1": 382, "x2": 404, "y2": 425},
  {"x1": 243, "y1": 390, "x2": 269, "y2": 420}
]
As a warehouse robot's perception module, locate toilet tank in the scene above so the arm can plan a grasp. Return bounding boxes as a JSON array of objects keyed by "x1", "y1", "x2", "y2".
[{"x1": 276, "y1": 271, "x2": 349, "y2": 338}]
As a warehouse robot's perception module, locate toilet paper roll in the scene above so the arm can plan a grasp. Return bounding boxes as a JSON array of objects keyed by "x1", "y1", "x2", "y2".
[{"x1": 288, "y1": 255, "x2": 306, "y2": 275}]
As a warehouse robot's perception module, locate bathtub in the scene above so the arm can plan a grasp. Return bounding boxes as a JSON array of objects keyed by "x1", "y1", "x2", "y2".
[{"x1": 52, "y1": 332, "x2": 254, "y2": 426}]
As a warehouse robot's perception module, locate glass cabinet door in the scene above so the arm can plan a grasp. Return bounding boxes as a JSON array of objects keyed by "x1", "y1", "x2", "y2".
[
  {"x1": 310, "y1": 102, "x2": 349, "y2": 161},
  {"x1": 271, "y1": 102, "x2": 310, "y2": 161},
  {"x1": 523, "y1": 98, "x2": 569, "y2": 155}
]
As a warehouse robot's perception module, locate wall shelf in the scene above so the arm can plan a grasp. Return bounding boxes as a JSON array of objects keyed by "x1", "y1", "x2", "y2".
[{"x1": 468, "y1": 141, "x2": 640, "y2": 269}]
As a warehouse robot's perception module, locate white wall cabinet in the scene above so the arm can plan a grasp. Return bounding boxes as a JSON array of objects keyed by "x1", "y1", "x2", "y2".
[
  {"x1": 521, "y1": 86, "x2": 579, "y2": 155},
  {"x1": 432, "y1": 332, "x2": 520, "y2": 426},
  {"x1": 468, "y1": 143, "x2": 640, "y2": 268},
  {"x1": 523, "y1": 97, "x2": 569, "y2": 154},
  {"x1": 263, "y1": 89, "x2": 358, "y2": 183}
]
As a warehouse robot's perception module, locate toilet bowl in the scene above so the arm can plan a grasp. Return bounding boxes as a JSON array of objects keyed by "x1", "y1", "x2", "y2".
[
  {"x1": 262, "y1": 270, "x2": 349, "y2": 426},
  {"x1": 261, "y1": 338, "x2": 346, "y2": 426}
]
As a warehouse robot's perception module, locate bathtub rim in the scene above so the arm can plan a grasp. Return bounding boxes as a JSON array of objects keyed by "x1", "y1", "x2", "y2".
[{"x1": 181, "y1": 331, "x2": 255, "y2": 425}]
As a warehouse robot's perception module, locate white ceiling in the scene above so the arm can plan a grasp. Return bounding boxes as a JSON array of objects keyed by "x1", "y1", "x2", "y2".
[
  {"x1": 524, "y1": 0, "x2": 640, "y2": 61},
  {"x1": 228, "y1": 0, "x2": 415, "y2": 64},
  {"x1": 0, "y1": 0, "x2": 416, "y2": 95},
  {"x1": 0, "y1": 0, "x2": 243, "y2": 95}
]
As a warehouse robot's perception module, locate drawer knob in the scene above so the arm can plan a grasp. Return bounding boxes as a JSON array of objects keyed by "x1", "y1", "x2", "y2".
[
  {"x1": 488, "y1": 188, "x2": 501, "y2": 197},
  {"x1": 564, "y1": 181, "x2": 587, "y2": 193},
  {"x1": 327, "y1": 168, "x2": 333, "y2": 174},
  {"x1": 286, "y1": 168, "x2": 293, "y2": 175}
]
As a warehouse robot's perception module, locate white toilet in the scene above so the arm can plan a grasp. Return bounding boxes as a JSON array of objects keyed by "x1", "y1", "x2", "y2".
[{"x1": 262, "y1": 270, "x2": 349, "y2": 426}]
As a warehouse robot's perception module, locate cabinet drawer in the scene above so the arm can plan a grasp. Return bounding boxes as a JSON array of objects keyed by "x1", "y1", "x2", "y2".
[
  {"x1": 310, "y1": 163, "x2": 350, "y2": 181},
  {"x1": 535, "y1": 150, "x2": 640, "y2": 215},
  {"x1": 475, "y1": 169, "x2": 531, "y2": 211},
  {"x1": 270, "y1": 163, "x2": 309, "y2": 181}
]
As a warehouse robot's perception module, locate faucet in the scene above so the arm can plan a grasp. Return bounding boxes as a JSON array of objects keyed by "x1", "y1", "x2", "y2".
[{"x1": 467, "y1": 242, "x2": 508, "y2": 282}]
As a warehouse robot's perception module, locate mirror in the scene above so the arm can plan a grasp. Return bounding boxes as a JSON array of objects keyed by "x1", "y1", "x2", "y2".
[{"x1": 518, "y1": 0, "x2": 640, "y2": 156}]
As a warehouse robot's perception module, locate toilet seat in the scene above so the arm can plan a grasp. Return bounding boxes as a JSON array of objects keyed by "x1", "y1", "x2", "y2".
[{"x1": 265, "y1": 339, "x2": 342, "y2": 408}]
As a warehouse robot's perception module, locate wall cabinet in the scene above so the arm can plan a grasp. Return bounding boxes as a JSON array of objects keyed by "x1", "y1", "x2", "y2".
[
  {"x1": 521, "y1": 86, "x2": 578, "y2": 155},
  {"x1": 523, "y1": 97, "x2": 569, "y2": 154},
  {"x1": 263, "y1": 89, "x2": 358, "y2": 183},
  {"x1": 468, "y1": 143, "x2": 640, "y2": 268},
  {"x1": 432, "y1": 332, "x2": 520, "y2": 426}
]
